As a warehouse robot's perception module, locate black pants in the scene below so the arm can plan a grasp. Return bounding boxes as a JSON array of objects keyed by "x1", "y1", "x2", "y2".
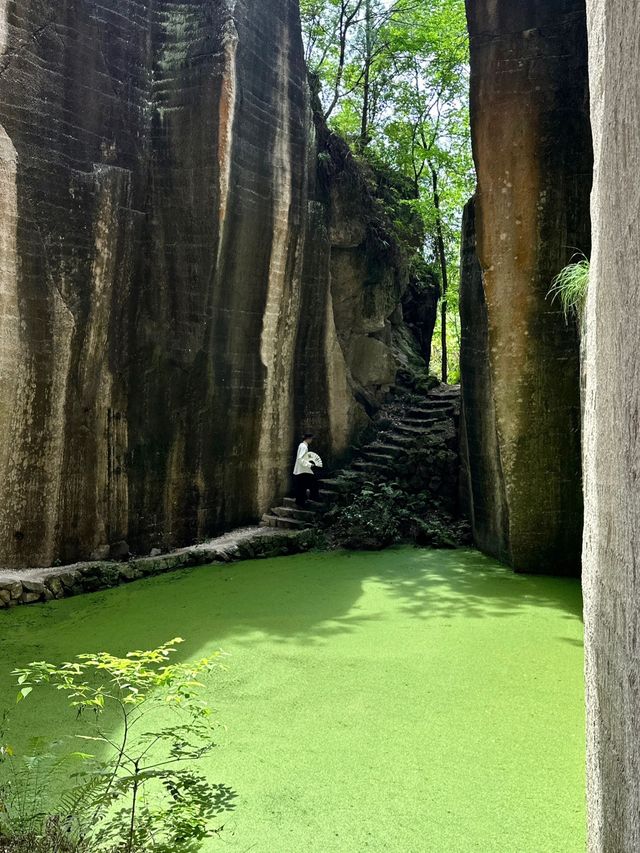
[{"x1": 294, "y1": 473, "x2": 319, "y2": 506}]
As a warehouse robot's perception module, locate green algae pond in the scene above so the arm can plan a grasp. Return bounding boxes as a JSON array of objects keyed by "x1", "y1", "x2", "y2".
[{"x1": 0, "y1": 548, "x2": 585, "y2": 852}]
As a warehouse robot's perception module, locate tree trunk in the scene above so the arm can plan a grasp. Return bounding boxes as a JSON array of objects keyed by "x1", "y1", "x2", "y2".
[
  {"x1": 431, "y1": 166, "x2": 448, "y2": 384},
  {"x1": 359, "y1": 0, "x2": 373, "y2": 148},
  {"x1": 583, "y1": 0, "x2": 640, "y2": 849}
]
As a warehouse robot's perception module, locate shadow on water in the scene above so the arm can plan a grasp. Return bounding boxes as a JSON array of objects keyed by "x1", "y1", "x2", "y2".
[
  {"x1": 0, "y1": 547, "x2": 583, "y2": 673},
  {"x1": 370, "y1": 547, "x2": 583, "y2": 623},
  {"x1": 0, "y1": 545, "x2": 585, "y2": 827}
]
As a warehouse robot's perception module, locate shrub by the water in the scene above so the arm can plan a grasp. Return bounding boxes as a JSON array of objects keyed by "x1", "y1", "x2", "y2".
[
  {"x1": 327, "y1": 483, "x2": 401, "y2": 550},
  {"x1": 0, "y1": 640, "x2": 235, "y2": 853},
  {"x1": 325, "y1": 482, "x2": 468, "y2": 551},
  {"x1": 0, "y1": 817, "x2": 91, "y2": 852}
]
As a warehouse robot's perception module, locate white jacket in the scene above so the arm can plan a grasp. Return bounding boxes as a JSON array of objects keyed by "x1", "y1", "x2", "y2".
[{"x1": 293, "y1": 442, "x2": 313, "y2": 475}]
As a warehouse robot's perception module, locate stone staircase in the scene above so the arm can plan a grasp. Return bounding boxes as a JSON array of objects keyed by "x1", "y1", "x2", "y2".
[{"x1": 261, "y1": 385, "x2": 460, "y2": 531}]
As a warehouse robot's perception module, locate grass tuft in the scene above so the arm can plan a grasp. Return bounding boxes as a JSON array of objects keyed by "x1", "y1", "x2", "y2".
[{"x1": 548, "y1": 255, "x2": 590, "y2": 322}]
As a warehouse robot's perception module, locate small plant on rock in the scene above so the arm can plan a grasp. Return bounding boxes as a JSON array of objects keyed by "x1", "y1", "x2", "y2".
[
  {"x1": 548, "y1": 254, "x2": 590, "y2": 323},
  {"x1": 1, "y1": 639, "x2": 235, "y2": 853}
]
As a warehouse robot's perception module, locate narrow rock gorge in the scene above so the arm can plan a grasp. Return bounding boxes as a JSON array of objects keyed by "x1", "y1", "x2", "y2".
[
  {"x1": 461, "y1": 0, "x2": 592, "y2": 574},
  {"x1": 0, "y1": 0, "x2": 431, "y2": 568}
]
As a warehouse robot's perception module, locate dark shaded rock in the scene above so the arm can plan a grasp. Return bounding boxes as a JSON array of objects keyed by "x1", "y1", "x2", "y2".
[
  {"x1": 0, "y1": 1, "x2": 429, "y2": 569},
  {"x1": 90, "y1": 546, "x2": 111, "y2": 562},
  {"x1": 109, "y1": 541, "x2": 130, "y2": 561},
  {"x1": 8, "y1": 582, "x2": 22, "y2": 600},
  {"x1": 79, "y1": 563, "x2": 121, "y2": 592},
  {"x1": 462, "y1": 0, "x2": 592, "y2": 574},
  {"x1": 21, "y1": 580, "x2": 45, "y2": 595},
  {"x1": 459, "y1": 199, "x2": 509, "y2": 563},
  {"x1": 59, "y1": 572, "x2": 80, "y2": 590},
  {"x1": 45, "y1": 577, "x2": 65, "y2": 599}
]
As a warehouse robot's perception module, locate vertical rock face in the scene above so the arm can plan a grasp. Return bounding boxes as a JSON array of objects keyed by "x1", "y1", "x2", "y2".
[
  {"x1": 459, "y1": 199, "x2": 509, "y2": 562},
  {"x1": 0, "y1": 1, "x2": 412, "y2": 568},
  {"x1": 583, "y1": 0, "x2": 640, "y2": 848},
  {"x1": 461, "y1": 0, "x2": 592, "y2": 574}
]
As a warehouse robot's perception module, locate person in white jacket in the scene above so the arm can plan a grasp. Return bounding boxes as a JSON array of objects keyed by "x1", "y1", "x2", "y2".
[{"x1": 293, "y1": 433, "x2": 320, "y2": 507}]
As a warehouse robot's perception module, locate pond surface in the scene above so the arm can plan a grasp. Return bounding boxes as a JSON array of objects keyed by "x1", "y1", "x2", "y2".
[{"x1": 0, "y1": 548, "x2": 585, "y2": 852}]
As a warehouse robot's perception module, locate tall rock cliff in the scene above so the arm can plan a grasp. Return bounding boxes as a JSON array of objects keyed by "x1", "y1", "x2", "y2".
[
  {"x1": 583, "y1": 0, "x2": 640, "y2": 847},
  {"x1": 461, "y1": 0, "x2": 592, "y2": 574},
  {"x1": 0, "y1": 1, "x2": 423, "y2": 568}
]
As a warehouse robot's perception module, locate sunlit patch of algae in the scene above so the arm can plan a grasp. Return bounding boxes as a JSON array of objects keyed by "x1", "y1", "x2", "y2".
[{"x1": 0, "y1": 547, "x2": 585, "y2": 852}]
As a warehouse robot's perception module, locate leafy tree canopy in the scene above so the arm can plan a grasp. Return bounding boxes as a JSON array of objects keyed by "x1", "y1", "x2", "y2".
[{"x1": 301, "y1": 0, "x2": 474, "y2": 380}]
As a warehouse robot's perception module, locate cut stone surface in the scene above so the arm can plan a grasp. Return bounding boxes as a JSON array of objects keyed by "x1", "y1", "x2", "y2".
[
  {"x1": 0, "y1": 0, "x2": 424, "y2": 569},
  {"x1": 583, "y1": 0, "x2": 640, "y2": 847},
  {"x1": 461, "y1": 0, "x2": 592, "y2": 575}
]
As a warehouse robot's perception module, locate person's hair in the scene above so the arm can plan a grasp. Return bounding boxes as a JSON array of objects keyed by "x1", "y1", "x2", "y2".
[{"x1": 303, "y1": 432, "x2": 314, "y2": 440}]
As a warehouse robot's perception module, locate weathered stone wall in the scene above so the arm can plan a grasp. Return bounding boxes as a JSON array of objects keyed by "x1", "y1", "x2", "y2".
[
  {"x1": 459, "y1": 199, "x2": 509, "y2": 562},
  {"x1": 0, "y1": 1, "x2": 413, "y2": 568},
  {"x1": 461, "y1": 0, "x2": 592, "y2": 574},
  {"x1": 583, "y1": 0, "x2": 640, "y2": 848}
]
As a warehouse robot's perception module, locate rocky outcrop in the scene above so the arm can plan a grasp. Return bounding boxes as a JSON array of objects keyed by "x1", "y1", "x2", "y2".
[
  {"x1": 0, "y1": 1, "x2": 422, "y2": 569},
  {"x1": 583, "y1": 1, "x2": 640, "y2": 848},
  {"x1": 461, "y1": 0, "x2": 592, "y2": 574}
]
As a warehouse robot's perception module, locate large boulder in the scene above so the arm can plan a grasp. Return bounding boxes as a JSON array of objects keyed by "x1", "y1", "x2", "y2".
[{"x1": 461, "y1": 0, "x2": 592, "y2": 574}]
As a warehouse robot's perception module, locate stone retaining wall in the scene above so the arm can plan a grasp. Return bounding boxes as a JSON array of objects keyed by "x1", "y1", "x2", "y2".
[{"x1": 0, "y1": 529, "x2": 318, "y2": 609}]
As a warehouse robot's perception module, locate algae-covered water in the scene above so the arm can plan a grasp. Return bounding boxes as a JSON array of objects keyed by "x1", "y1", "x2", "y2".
[{"x1": 0, "y1": 548, "x2": 585, "y2": 852}]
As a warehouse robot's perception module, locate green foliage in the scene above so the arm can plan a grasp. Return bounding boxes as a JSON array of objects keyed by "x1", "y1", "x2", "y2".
[
  {"x1": 301, "y1": 0, "x2": 474, "y2": 379},
  {"x1": 326, "y1": 483, "x2": 402, "y2": 550},
  {"x1": 1, "y1": 640, "x2": 234, "y2": 853},
  {"x1": 548, "y1": 256, "x2": 590, "y2": 322},
  {"x1": 325, "y1": 482, "x2": 468, "y2": 551},
  {"x1": 0, "y1": 817, "x2": 91, "y2": 852}
]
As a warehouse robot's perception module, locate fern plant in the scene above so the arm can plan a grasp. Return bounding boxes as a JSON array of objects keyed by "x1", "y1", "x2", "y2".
[{"x1": 548, "y1": 255, "x2": 590, "y2": 322}]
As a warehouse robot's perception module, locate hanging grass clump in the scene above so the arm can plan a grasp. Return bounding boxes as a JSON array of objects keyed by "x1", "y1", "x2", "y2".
[{"x1": 548, "y1": 255, "x2": 590, "y2": 322}]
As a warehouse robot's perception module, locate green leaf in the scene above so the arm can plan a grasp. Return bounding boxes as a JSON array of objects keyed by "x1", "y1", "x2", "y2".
[{"x1": 16, "y1": 686, "x2": 32, "y2": 702}]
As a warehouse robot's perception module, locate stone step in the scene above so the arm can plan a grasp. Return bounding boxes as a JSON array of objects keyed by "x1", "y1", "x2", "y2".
[
  {"x1": 352, "y1": 460, "x2": 392, "y2": 476},
  {"x1": 282, "y1": 496, "x2": 325, "y2": 511},
  {"x1": 362, "y1": 442, "x2": 409, "y2": 457},
  {"x1": 428, "y1": 396, "x2": 459, "y2": 407},
  {"x1": 409, "y1": 401, "x2": 455, "y2": 414},
  {"x1": 319, "y1": 488, "x2": 342, "y2": 502},
  {"x1": 404, "y1": 411, "x2": 448, "y2": 424},
  {"x1": 319, "y1": 478, "x2": 350, "y2": 493},
  {"x1": 261, "y1": 514, "x2": 309, "y2": 530},
  {"x1": 431, "y1": 384, "x2": 460, "y2": 394},
  {"x1": 360, "y1": 449, "x2": 397, "y2": 463},
  {"x1": 271, "y1": 505, "x2": 318, "y2": 522},
  {"x1": 380, "y1": 432, "x2": 418, "y2": 448},
  {"x1": 394, "y1": 422, "x2": 443, "y2": 437}
]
